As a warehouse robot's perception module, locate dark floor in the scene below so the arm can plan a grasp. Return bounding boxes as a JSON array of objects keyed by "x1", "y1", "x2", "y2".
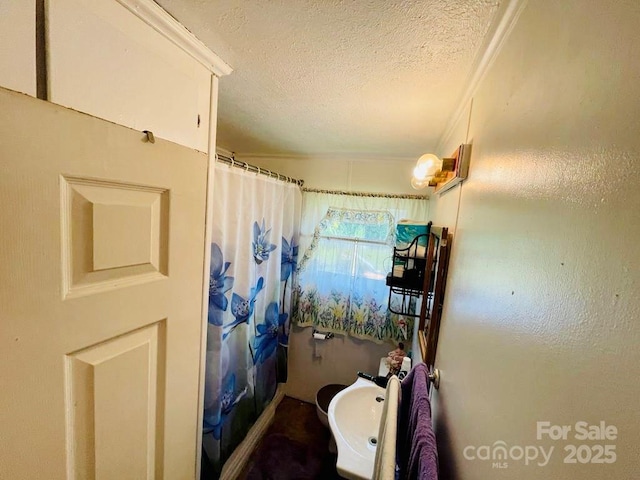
[{"x1": 237, "y1": 396, "x2": 343, "y2": 480}]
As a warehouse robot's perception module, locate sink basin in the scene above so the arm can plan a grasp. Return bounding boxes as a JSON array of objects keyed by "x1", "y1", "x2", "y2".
[{"x1": 328, "y1": 377, "x2": 385, "y2": 480}]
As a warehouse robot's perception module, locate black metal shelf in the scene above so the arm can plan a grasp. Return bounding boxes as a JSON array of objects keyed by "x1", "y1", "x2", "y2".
[{"x1": 386, "y1": 225, "x2": 433, "y2": 317}]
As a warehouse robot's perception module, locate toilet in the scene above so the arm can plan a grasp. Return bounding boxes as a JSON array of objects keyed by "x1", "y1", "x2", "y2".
[{"x1": 316, "y1": 384, "x2": 347, "y2": 428}]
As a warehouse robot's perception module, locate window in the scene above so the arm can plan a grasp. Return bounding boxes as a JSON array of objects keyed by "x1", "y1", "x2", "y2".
[{"x1": 293, "y1": 207, "x2": 410, "y2": 342}]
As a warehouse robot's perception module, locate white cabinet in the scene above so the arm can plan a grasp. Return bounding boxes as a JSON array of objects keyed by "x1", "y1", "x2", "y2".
[
  {"x1": 0, "y1": 1, "x2": 230, "y2": 152},
  {"x1": 46, "y1": 0, "x2": 219, "y2": 152},
  {"x1": 0, "y1": 2, "x2": 36, "y2": 96}
]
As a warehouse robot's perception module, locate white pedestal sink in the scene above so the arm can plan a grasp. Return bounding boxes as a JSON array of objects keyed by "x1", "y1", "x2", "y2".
[{"x1": 328, "y1": 377, "x2": 385, "y2": 480}]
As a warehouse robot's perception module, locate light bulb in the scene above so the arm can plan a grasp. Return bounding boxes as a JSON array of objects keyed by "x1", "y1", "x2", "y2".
[
  {"x1": 415, "y1": 153, "x2": 442, "y2": 178},
  {"x1": 411, "y1": 153, "x2": 444, "y2": 189},
  {"x1": 413, "y1": 163, "x2": 428, "y2": 180},
  {"x1": 411, "y1": 176, "x2": 430, "y2": 189}
]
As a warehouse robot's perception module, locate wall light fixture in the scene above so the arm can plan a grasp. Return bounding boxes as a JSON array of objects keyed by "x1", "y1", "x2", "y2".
[{"x1": 411, "y1": 144, "x2": 471, "y2": 194}]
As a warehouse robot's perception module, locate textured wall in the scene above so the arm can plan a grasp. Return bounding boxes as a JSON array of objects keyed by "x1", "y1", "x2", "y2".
[
  {"x1": 244, "y1": 155, "x2": 419, "y2": 194},
  {"x1": 285, "y1": 326, "x2": 396, "y2": 403},
  {"x1": 430, "y1": 1, "x2": 640, "y2": 478}
]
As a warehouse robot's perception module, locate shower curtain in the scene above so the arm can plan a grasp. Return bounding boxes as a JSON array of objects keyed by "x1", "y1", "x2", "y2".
[{"x1": 202, "y1": 163, "x2": 301, "y2": 475}]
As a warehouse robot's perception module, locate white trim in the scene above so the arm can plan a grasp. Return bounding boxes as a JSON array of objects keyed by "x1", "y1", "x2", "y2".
[
  {"x1": 195, "y1": 75, "x2": 220, "y2": 480},
  {"x1": 114, "y1": 0, "x2": 232, "y2": 77},
  {"x1": 435, "y1": 0, "x2": 528, "y2": 152},
  {"x1": 219, "y1": 385, "x2": 286, "y2": 480}
]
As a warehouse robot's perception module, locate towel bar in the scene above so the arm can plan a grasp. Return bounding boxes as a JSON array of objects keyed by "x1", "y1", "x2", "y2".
[{"x1": 428, "y1": 368, "x2": 440, "y2": 389}]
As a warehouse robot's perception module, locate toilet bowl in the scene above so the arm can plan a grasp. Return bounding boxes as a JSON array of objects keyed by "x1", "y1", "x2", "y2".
[{"x1": 316, "y1": 384, "x2": 347, "y2": 428}]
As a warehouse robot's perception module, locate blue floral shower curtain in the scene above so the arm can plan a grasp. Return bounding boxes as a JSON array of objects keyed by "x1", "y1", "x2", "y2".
[{"x1": 202, "y1": 164, "x2": 301, "y2": 475}]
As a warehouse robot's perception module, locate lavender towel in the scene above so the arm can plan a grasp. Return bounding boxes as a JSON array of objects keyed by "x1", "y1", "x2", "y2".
[{"x1": 397, "y1": 363, "x2": 438, "y2": 480}]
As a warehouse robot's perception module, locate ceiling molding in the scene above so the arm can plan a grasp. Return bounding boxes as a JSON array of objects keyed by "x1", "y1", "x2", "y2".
[
  {"x1": 435, "y1": 0, "x2": 529, "y2": 153},
  {"x1": 115, "y1": 0, "x2": 233, "y2": 76}
]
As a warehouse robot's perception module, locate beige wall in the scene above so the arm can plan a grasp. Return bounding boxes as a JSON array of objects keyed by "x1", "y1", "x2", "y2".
[
  {"x1": 285, "y1": 326, "x2": 396, "y2": 403},
  {"x1": 430, "y1": 1, "x2": 640, "y2": 479},
  {"x1": 240, "y1": 155, "x2": 419, "y2": 195},
  {"x1": 0, "y1": 2, "x2": 36, "y2": 96}
]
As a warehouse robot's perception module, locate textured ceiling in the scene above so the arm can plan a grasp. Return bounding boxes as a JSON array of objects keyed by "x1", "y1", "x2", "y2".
[{"x1": 156, "y1": 0, "x2": 500, "y2": 158}]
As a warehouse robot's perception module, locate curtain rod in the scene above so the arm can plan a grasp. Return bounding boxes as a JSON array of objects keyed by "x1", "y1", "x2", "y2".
[
  {"x1": 215, "y1": 154, "x2": 304, "y2": 186},
  {"x1": 302, "y1": 187, "x2": 428, "y2": 200}
]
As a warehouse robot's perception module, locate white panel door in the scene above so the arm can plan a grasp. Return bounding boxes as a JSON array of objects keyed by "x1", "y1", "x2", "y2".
[
  {"x1": 46, "y1": 0, "x2": 211, "y2": 152},
  {"x1": 0, "y1": 88, "x2": 208, "y2": 480}
]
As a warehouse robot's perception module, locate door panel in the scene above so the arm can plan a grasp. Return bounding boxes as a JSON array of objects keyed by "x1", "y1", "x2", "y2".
[
  {"x1": 66, "y1": 322, "x2": 164, "y2": 480},
  {"x1": 0, "y1": 88, "x2": 207, "y2": 479},
  {"x1": 61, "y1": 176, "x2": 170, "y2": 298}
]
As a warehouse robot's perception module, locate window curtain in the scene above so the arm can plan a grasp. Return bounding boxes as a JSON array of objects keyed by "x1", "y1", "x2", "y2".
[
  {"x1": 202, "y1": 164, "x2": 301, "y2": 475},
  {"x1": 293, "y1": 191, "x2": 429, "y2": 343}
]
